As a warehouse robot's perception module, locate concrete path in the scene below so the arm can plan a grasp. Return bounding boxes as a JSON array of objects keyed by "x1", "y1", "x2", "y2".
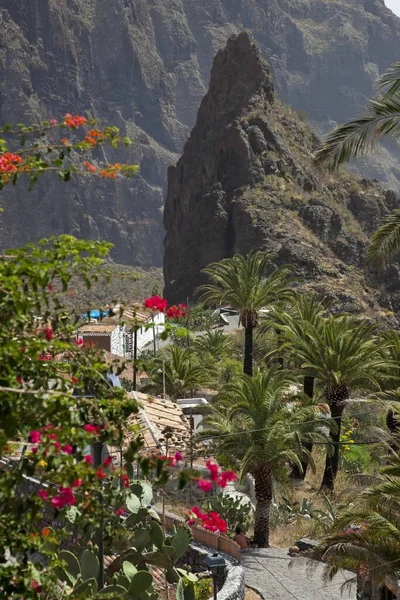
[{"x1": 242, "y1": 548, "x2": 356, "y2": 600}]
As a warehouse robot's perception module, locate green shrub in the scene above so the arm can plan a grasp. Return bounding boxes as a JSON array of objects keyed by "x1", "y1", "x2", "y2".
[{"x1": 194, "y1": 579, "x2": 213, "y2": 600}]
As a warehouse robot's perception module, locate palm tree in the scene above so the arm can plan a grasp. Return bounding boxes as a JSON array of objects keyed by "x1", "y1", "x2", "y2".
[
  {"x1": 278, "y1": 315, "x2": 389, "y2": 490},
  {"x1": 314, "y1": 453, "x2": 400, "y2": 595},
  {"x1": 192, "y1": 330, "x2": 233, "y2": 361},
  {"x1": 196, "y1": 252, "x2": 293, "y2": 376},
  {"x1": 142, "y1": 345, "x2": 211, "y2": 399},
  {"x1": 199, "y1": 370, "x2": 330, "y2": 547},
  {"x1": 314, "y1": 61, "x2": 400, "y2": 267},
  {"x1": 264, "y1": 293, "x2": 329, "y2": 479}
]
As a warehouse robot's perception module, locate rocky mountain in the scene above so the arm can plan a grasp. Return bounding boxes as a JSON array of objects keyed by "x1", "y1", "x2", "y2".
[
  {"x1": 1, "y1": 0, "x2": 400, "y2": 266},
  {"x1": 164, "y1": 32, "x2": 400, "y2": 319}
]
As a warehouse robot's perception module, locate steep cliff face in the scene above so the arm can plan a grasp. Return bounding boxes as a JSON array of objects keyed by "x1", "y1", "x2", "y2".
[
  {"x1": 1, "y1": 0, "x2": 400, "y2": 265},
  {"x1": 164, "y1": 32, "x2": 400, "y2": 318}
]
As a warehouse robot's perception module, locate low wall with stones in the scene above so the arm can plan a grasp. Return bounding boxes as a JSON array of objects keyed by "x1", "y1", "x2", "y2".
[{"x1": 176, "y1": 540, "x2": 245, "y2": 600}]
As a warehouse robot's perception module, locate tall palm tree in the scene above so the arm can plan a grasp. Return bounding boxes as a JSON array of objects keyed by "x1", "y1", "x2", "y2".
[
  {"x1": 199, "y1": 370, "x2": 330, "y2": 547},
  {"x1": 314, "y1": 61, "x2": 400, "y2": 267},
  {"x1": 314, "y1": 453, "x2": 400, "y2": 595},
  {"x1": 197, "y1": 252, "x2": 293, "y2": 376},
  {"x1": 142, "y1": 345, "x2": 211, "y2": 399},
  {"x1": 265, "y1": 293, "x2": 329, "y2": 479},
  {"x1": 279, "y1": 315, "x2": 389, "y2": 490}
]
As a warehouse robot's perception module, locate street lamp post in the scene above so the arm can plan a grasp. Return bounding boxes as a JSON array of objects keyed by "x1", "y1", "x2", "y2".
[{"x1": 204, "y1": 553, "x2": 226, "y2": 600}]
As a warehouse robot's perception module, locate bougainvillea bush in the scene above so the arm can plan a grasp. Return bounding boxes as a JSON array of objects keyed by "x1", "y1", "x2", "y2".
[{"x1": 0, "y1": 120, "x2": 233, "y2": 598}]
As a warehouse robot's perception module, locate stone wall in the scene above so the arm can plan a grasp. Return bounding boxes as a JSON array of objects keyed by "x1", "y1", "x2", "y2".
[{"x1": 176, "y1": 540, "x2": 245, "y2": 600}]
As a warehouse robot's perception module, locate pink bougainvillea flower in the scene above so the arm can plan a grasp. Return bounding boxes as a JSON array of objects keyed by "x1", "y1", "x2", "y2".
[
  {"x1": 75, "y1": 336, "x2": 84, "y2": 346},
  {"x1": 51, "y1": 496, "x2": 65, "y2": 509},
  {"x1": 50, "y1": 119, "x2": 58, "y2": 125},
  {"x1": 16, "y1": 376, "x2": 22, "y2": 384},
  {"x1": 29, "y1": 431, "x2": 41, "y2": 444},
  {"x1": 37, "y1": 490, "x2": 48, "y2": 501},
  {"x1": 84, "y1": 454, "x2": 93, "y2": 465},
  {"x1": 62, "y1": 444, "x2": 73, "y2": 455},
  {"x1": 188, "y1": 519, "x2": 195, "y2": 526},
  {"x1": 30, "y1": 580, "x2": 43, "y2": 592},
  {"x1": 175, "y1": 451, "x2": 183, "y2": 462},
  {"x1": 103, "y1": 456, "x2": 113, "y2": 467},
  {"x1": 206, "y1": 460, "x2": 220, "y2": 482},
  {"x1": 198, "y1": 479, "x2": 213, "y2": 492},
  {"x1": 96, "y1": 467, "x2": 107, "y2": 480},
  {"x1": 72, "y1": 479, "x2": 83, "y2": 488},
  {"x1": 143, "y1": 294, "x2": 168, "y2": 313},
  {"x1": 44, "y1": 326, "x2": 53, "y2": 341},
  {"x1": 84, "y1": 424, "x2": 101, "y2": 434},
  {"x1": 115, "y1": 507, "x2": 124, "y2": 516}
]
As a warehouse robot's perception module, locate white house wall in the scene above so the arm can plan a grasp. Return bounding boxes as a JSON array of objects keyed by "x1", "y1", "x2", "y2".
[
  {"x1": 125, "y1": 312, "x2": 165, "y2": 354},
  {"x1": 110, "y1": 325, "x2": 125, "y2": 357}
]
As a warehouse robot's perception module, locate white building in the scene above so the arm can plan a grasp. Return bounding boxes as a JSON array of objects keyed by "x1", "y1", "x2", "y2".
[{"x1": 77, "y1": 303, "x2": 165, "y2": 358}]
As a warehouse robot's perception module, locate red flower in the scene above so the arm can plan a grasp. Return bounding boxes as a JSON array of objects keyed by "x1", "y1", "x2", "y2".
[
  {"x1": 188, "y1": 519, "x2": 195, "y2": 526},
  {"x1": 84, "y1": 161, "x2": 97, "y2": 173},
  {"x1": 37, "y1": 489, "x2": 48, "y2": 501},
  {"x1": 206, "y1": 460, "x2": 219, "y2": 482},
  {"x1": 51, "y1": 487, "x2": 76, "y2": 509},
  {"x1": 84, "y1": 454, "x2": 93, "y2": 465},
  {"x1": 168, "y1": 456, "x2": 176, "y2": 467},
  {"x1": 103, "y1": 456, "x2": 113, "y2": 467},
  {"x1": 16, "y1": 376, "x2": 22, "y2": 384},
  {"x1": 62, "y1": 444, "x2": 73, "y2": 455},
  {"x1": 175, "y1": 451, "x2": 183, "y2": 462},
  {"x1": 198, "y1": 479, "x2": 213, "y2": 492},
  {"x1": 75, "y1": 337, "x2": 84, "y2": 346},
  {"x1": 72, "y1": 479, "x2": 83, "y2": 488},
  {"x1": 47, "y1": 283, "x2": 54, "y2": 292},
  {"x1": 120, "y1": 473, "x2": 130, "y2": 488},
  {"x1": 29, "y1": 431, "x2": 41, "y2": 444},
  {"x1": 71, "y1": 377, "x2": 78, "y2": 385},
  {"x1": 50, "y1": 119, "x2": 58, "y2": 125},
  {"x1": 64, "y1": 113, "x2": 87, "y2": 128},
  {"x1": 116, "y1": 507, "x2": 124, "y2": 516},
  {"x1": 143, "y1": 295, "x2": 168, "y2": 313},
  {"x1": 84, "y1": 424, "x2": 101, "y2": 434},
  {"x1": 96, "y1": 466, "x2": 107, "y2": 480},
  {"x1": 44, "y1": 326, "x2": 53, "y2": 341},
  {"x1": 30, "y1": 580, "x2": 43, "y2": 592}
]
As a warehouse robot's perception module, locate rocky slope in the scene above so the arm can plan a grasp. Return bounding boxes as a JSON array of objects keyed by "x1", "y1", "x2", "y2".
[
  {"x1": 1, "y1": 0, "x2": 400, "y2": 265},
  {"x1": 164, "y1": 32, "x2": 400, "y2": 319}
]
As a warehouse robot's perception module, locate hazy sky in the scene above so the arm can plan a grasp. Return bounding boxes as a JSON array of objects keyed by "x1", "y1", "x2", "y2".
[{"x1": 386, "y1": 0, "x2": 400, "y2": 17}]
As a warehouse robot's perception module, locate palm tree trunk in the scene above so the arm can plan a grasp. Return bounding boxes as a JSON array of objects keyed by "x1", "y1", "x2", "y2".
[
  {"x1": 321, "y1": 386, "x2": 349, "y2": 490},
  {"x1": 244, "y1": 325, "x2": 253, "y2": 377},
  {"x1": 291, "y1": 376, "x2": 314, "y2": 480},
  {"x1": 253, "y1": 467, "x2": 273, "y2": 547},
  {"x1": 386, "y1": 409, "x2": 400, "y2": 452}
]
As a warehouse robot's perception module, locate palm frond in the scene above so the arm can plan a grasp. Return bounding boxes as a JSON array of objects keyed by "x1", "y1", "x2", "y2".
[
  {"x1": 367, "y1": 209, "x2": 400, "y2": 268},
  {"x1": 314, "y1": 95, "x2": 400, "y2": 170}
]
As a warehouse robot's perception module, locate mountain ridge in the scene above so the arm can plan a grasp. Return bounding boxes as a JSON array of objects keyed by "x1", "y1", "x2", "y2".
[
  {"x1": 1, "y1": 0, "x2": 400, "y2": 266},
  {"x1": 164, "y1": 32, "x2": 400, "y2": 321}
]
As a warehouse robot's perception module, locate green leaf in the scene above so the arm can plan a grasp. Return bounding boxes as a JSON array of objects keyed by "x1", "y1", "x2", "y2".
[
  {"x1": 81, "y1": 548, "x2": 100, "y2": 581},
  {"x1": 171, "y1": 527, "x2": 191, "y2": 560},
  {"x1": 148, "y1": 508, "x2": 161, "y2": 522},
  {"x1": 99, "y1": 584, "x2": 129, "y2": 596},
  {"x1": 123, "y1": 561, "x2": 138, "y2": 581},
  {"x1": 176, "y1": 569, "x2": 197, "y2": 583},
  {"x1": 144, "y1": 551, "x2": 174, "y2": 569},
  {"x1": 65, "y1": 505, "x2": 80, "y2": 523},
  {"x1": 166, "y1": 567, "x2": 180, "y2": 584},
  {"x1": 58, "y1": 550, "x2": 81, "y2": 580},
  {"x1": 128, "y1": 570, "x2": 153, "y2": 596},
  {"x1": 73, "y1": 577, "x2": 98, "y2": 595},
  {"x1": 126, "y1": 493, "x2": 141, "y2": 514},
  {"x1": 176, "y1": 578, "x2": 185, "y2": 600},
  {"x1": 131, "y1": 528, "x2": 151, "y2": 551},
  {"x1": 149, "y1": 521, "x2": 164, "y2": 549},
  {"x1": 184, "y1": 581, "x2": 195, "y2": 600}
]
